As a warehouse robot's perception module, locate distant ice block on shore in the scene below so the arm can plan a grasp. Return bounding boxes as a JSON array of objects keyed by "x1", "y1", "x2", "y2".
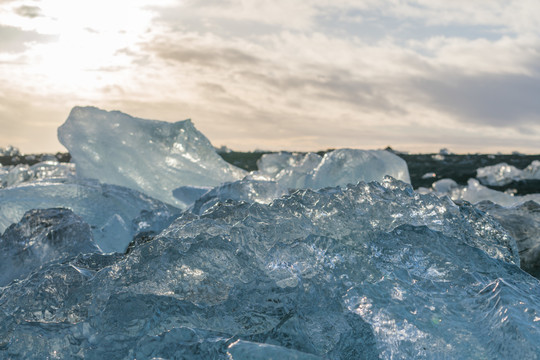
[
  {"x1": 0, "y1": 160, "x2": 75, "y2": 189},
  {"x1": 255, "y1": 149, "x2": 410, "y2": 189},
  {"x1": 476, "y1": 160, "x2": 540, "y2": 186},
  {"x1": 420, "y1": 178, "x2": 540, "y2": 207},
  {"x1": 58, "y1": 107, "x2": 247, "y2": 208}
]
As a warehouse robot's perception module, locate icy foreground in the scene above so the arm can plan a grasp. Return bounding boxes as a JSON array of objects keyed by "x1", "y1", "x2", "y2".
[
  {"x1": 2, "y1": 178, "x2": 539, "y2": 359},
  {"x1": 58, "y1": 107, "x2": 247, "y2": 208}
]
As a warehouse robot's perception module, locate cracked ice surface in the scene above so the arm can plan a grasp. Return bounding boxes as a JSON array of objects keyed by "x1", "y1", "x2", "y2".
[
  {"x1": 1, "y1": 178, "x2": 538, "y2": 359},
  {"x1": 0, "y1": 178, "x2": 179, "y2": 253},
  {"x1": 58, "y1": 106, "x2": 247, "y2": 208}
]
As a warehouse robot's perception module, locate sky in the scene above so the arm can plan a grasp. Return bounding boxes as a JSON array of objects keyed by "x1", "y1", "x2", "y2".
[{"x1": 1, "y1": 0, "x2": 540, "y2": 154}]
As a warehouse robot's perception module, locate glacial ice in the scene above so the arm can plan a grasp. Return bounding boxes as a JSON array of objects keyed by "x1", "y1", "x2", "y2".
[
  {"x1": 476, "y1": 163, "x2": 524, "y2": 186},
  {"x1": 58, "y1": 106, "x2": 247, "y2": 208},
  {"x1": 0, "y1": 160, "x2": 75, "y2": 189},
  {"x1": 0, "y1": 208, "x2": 100, "y2": 286},
  {"x1": 188, "y1": 179, "x2": 289, "y2": 215},
  {"x1": 2, "y1": 178, "x2": 538, "y2": 359},
  {"x1": 476, "y1": 160, "x2": 540, "y2": 186},
  {"x1": 423, "y1": 178, "x2": 540, "y2": 207},
  {"x1": 476, "y1": 200, "x2": 540, "y2": 278},
  {"x1": 255, "y1": 149, "x2": 410, "y2": 189},
  {"x1": 0, "y1": 145, "x2": 19, "y2": 156},
  {"x1": 0, "y1": 178, "x2": 179, "y2": 253}
]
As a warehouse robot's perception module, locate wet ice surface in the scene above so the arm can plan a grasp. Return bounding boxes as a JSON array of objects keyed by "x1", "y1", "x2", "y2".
[
  {"x1": 1, "y1": 107, "x2": 540, "y2": 359},
  {"x1": 0, "y1": 178, "x2": 539, "y2": 359}
]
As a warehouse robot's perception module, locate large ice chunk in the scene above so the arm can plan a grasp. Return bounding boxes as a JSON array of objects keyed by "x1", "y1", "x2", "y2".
[
  {"x1": 255, "y1": 149, "x2": 410, "y2": 189},
  {"x1": 0, "y1": 208, "x2": 99, "y2": 286},
  {"x1": 58, "y1": 106, "x2": 246, "y2": 207},
  {"x1": 0, "y1": 178, "x2": 179, "y2": 253},
  {"x1": 2, "y1": 178, "x2": 537, "y2": 359}
]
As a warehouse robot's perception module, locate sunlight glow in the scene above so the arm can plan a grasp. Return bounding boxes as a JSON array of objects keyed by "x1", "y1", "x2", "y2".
[{"x1": 2, "y1": 0, "x2": 158, "y2": 94}]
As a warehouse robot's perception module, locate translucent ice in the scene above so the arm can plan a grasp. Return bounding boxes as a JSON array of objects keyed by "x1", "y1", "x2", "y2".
[
  {"x1": 188, "y1": 179, "x2": 289, "y2": 215},
  {"x1": 0, "y1": 178, "x2": 179, "y2": 253},
  {"x1": 0, "y1": 160, "x2": 75, "y2": 189},
  {"x1": 476, "y1": 200, "x2": 540, "y2": 278},
  {"x1": 2, "y1": 178, "x2": 537, "y2": 359},
  {"x1": 476, "y1": 160, "x2": 540, "y2": 186},
  {"x1": 256, "y1": 149, "x2": 410, "y2": 189},
  {"x1": 476, "y1": 163, "x2": 523, "y2": 186},
  {"x1": 58, "y1": 106, "x2": 247, "y2": 208},
  {"x1": 523, "y1": 160, "x2": 540, "y2": 179},
  {"x1": 0, "y1": 208, "x2": 100, "y2": 286},
  {"x1": 424, "y1": 178, "x2": 540, "y2": 207}
]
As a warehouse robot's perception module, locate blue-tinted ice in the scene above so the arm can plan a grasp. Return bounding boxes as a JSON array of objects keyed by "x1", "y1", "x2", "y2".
[
  {"x1": 1, "y1": 178, "x2": 538, "y2": 359},
  {"x1": 0, "y1": 178, "x2": 179, "y2": 253}
]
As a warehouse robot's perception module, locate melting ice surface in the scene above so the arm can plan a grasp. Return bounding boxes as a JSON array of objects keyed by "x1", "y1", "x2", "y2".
[
  {"x1": 1, "y1": 106, "x2": 540, "y2": 359},
  {"x1": 1, "y1": 178, "x2": 540, "y2": 359}
]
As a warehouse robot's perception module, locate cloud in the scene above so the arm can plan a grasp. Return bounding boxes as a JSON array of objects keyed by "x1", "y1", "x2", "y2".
[
  {"x1": 147, "y1": 39, "x2": 261, "y2": 69},
  {"x1": 412, "y1": 71, "x2": 540, "y2": 127},
  {"x1": 14, "y1": 5, "x2": 42, "y2": 18},
  {"x1": 0, "y1": 24, "x2": 55, "y2": 53}
]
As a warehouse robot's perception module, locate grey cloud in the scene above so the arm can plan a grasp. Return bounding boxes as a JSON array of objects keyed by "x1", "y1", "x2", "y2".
[
  {"x1": 413, "y1": 71, "x2": 540, "y2": 128},
  {"x1": 239, "y1": 68, "x2": 405, "y2": 114},
  {"x1": 148, "y1": 40, "x2": 260, "y2": 68},
  {"x1": 147, "y1": 37, "x2": 404, "y2": 115},
  {"x1": 15, "y1": 5, "x2": 42, "y2": 18},
  {"x1": 0, "y1": 25, "x2": 56, "y2": 53}
]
